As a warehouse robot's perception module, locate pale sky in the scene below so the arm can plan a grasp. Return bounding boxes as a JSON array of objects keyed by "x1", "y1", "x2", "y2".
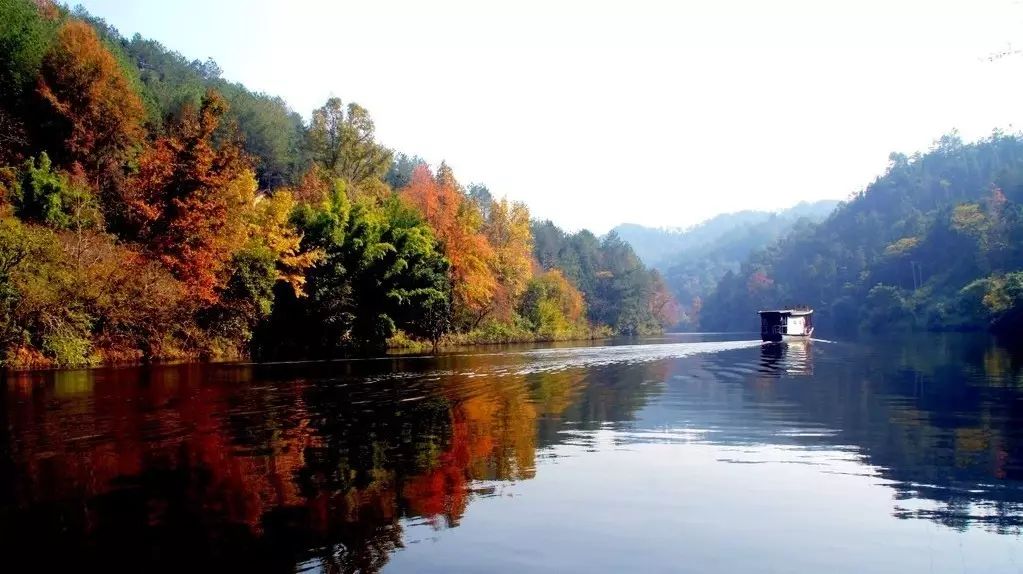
[{"x1": 76, "y1": 0, "x2": 1023, "y2": 232}]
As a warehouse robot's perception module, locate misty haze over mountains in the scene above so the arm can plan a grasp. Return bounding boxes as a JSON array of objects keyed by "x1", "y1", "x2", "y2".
[{"x1": 612, "y1": 200, "x2": 840, "y2": 269}]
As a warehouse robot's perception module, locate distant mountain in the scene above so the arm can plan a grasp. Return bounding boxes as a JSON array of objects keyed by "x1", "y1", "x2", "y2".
[
  {"x1": 611, "y1": 201, "x2": 839, "y2": 328},
  {"x1": 612, "y1": 201, "x2": 839, "y2": 268}
]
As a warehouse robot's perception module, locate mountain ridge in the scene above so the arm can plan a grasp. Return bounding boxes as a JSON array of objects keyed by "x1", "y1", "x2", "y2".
[{"x1": 612, "y1": 200, "x2": 840, "y2": 268}]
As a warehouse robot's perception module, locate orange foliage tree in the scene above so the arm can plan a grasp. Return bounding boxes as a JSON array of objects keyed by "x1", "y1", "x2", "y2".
[
  {"x1": 121, "y1": 91, "x2": 252, "y2": 304},
  {"x1": 648, "y1": 270, "x2": 680, "y2": 329},
  {"x1": 402, "y1": 163, "x2": 497, "y2": 326},
  {"x1": 289, "y1": 164, "x2": 331, "y2": 205},
  {"x1": 36, "y1": 20, "x2": 144, "y2": 185}
]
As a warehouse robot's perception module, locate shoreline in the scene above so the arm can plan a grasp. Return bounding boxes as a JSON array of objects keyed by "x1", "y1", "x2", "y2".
[{"x1": 2, "y1": 332, "x2": 621, "y2": 373}]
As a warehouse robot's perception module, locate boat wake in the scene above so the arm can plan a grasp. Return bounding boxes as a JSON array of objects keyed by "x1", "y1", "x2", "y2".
[
  {"x1": 458, "y1": 339, "x2": 767, "y2": 377},
  {"x1": 353, "y1": 338, "x2": 835, "y2": 384}
]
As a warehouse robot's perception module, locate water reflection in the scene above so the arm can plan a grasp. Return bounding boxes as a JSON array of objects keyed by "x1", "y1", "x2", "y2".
[
  {"x1": 757, "y1": 340, "x2": 813, "y2": 378},
  {"x1": 1, "y1": 335, "x2": 1023, "y2": 572}
]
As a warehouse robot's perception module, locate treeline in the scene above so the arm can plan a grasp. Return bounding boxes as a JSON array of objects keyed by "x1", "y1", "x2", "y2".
[
  {"x1": 701, "y1": 132, "x2": 1023, "y2": 336},
  {"x1": 533, "y1": 222, "x2": 678, "y2": 335},
  {"x1": 0, "y1": 0, "x2": 674, "y2": 367}
]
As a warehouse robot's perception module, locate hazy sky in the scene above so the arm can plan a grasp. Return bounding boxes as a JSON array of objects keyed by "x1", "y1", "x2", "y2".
[{"x1": 76, "y1": 0, "x2": 1023, "y2": 232}]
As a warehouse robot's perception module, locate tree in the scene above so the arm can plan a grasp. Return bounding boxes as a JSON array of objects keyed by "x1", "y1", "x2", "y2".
[
  {"x1": 699, "y1": 132, "x2": 1023, "y2": 334},
  {"x1": 68, "y1": 231, "x2": 186, "y2": 363},
  {"x1": 200, "y1": 190, "x2": 321, "y2": 355},
  {"x1": 989, "y1": 272, "x2": 1023, "y2": 335},
  {"x1": 648, "y1": 270, "x2": 680, "y2": 329},
  {"x1": 0, "y1": 0, "x2": 56, "y2": 102},
  {"x1": 402, "y1": 164, "x2": 497, "y2": 327},
  {"x1": 0, "y1": 3, "x2": 687, "y2": 365},
  {"x1": 0, "y1": 0, "x2": 58, "y2": 162},
  {"x1": 0, "y1": 214, "x2": 92, "y2": 367},
  {"x1": 13, "y1": 152, "x2": 101, "y2": 232},
  {"x1": 35, "y1": 20, "x2": 144, "y2": 184},
  {"x1": 120, "y1": 90, "x2": 251, "y2": 304},
  {"x1": 385, "y1": 153, "x2": 427, "y2": 190},
  {"x1": 467, "y1": 183, "x2": 493, "y2": 220},
  {"x1": 520, "y1": 269, "x2": 586, "y2": 339},
  {"x1": 485, "y1": 197, "x2": 533, "y2": 320},
  {"x1": 307, "y1": 97, "x2": 391, "y2": 192},
  {"x1": 289, "y1": 164, "x2": 331, "y2": 205},
  {"x1": 862, "y1": 284, "x2": 912, "y2": 331},
  {"x1": 529, "y1": 221, "x2": 666, "y2": 334},
  {"x1": 257, "y1": 186, "x2": 451, "y2": 357},
  {"x1": 218, "y1": 86, "x2": 306, "y2": 189}
]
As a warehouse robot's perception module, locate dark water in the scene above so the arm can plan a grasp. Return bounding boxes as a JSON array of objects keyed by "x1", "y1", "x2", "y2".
[{"x1": 3, "y1": 333, "x2": 1023, "y2": 573}]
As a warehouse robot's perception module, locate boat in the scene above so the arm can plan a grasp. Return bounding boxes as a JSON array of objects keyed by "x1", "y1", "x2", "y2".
[{"x1": 758, "y1": 308, "x2": 814, "y2": 342}]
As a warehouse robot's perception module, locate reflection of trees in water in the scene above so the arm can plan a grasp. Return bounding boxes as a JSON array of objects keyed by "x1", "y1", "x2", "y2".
[
  {"x1": 528, "y1": 364, "x2": 668, "y2": 449},
  {"x1": 0, "y1": 357, "x2": 666, "y2": 572},
  {"x1": 858, "y1": 337, "x2": 1023, "y2": 534},
  {"x1": 564, "y1": 363, "x2": 668, "y2": 428},
  {"x1": 734, "y1": 334, "x2": 1023, "y2": 534}
]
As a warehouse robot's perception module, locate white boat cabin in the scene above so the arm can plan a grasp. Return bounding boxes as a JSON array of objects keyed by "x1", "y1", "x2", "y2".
[{"x1": 758, "y1": 309, "x2": 814, "y2": 342}]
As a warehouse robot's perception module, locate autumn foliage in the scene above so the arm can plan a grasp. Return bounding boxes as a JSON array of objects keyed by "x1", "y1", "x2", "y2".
[
  {"x1": 36, "y1": 20, "x2": 143, "y2": 179},
  {"x1": 0, "y1": 0, "x2": 674, "y2": 367},
  {"x1": 402, "y1": 164, "x2": 497, "y2": 324},
  {"x1": 121, "y1": 91, "x2": 251, "y2": 303}
]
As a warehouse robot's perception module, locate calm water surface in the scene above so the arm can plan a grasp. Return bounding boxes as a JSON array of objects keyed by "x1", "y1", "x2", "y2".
[{"x1": 3, "y1": 333, "x2": 1023, "y2": 572}]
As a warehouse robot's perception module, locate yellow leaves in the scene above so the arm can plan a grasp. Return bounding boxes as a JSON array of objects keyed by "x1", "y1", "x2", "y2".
[
  {"x1": 487, "y1": 197, "x2": 533, "y2": 301},
  {"x1": 982, "y1": 275, "x2": 1010, "y2": 314},
  {"x1": 883, "y1": 236, "x2": 921, "y2": 257},
  {"x1": 247, "y1": 189, "x2": 322, "y2": 297},
  {"x1": 951, "y1": 203, "x2": 986, "y2": 235},
  {"x1": 545, "y1": 269, "x2": 586, "y2": 325},
  {"x1": 523, "y1": 269, "x2": 587, "y2": 339},
  {"x1": 222, "y1": 168, "x2": 259, "y2": 250},
  {"x1": 352, "y1": 177, "x2": 392, "y2": 204}
]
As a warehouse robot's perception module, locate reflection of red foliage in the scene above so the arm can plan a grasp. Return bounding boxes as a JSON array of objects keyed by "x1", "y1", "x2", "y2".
[
  {"x1": 8, "y1": 369, "x2": 319, "y2": 533},
  {"x1": 402, "y1": 454, "x2": 468, "y2": 526},
  {"x1": 5, "y1": 367, "x2": 543, "y2": 545},
  {"x1": 402, "y1": 407, "x2": 475, "y2": 527}
]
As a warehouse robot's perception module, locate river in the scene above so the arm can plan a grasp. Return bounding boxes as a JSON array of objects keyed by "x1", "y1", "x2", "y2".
[{"x1": 2, "y1": 333, "x2": 1022, "y2": 572}]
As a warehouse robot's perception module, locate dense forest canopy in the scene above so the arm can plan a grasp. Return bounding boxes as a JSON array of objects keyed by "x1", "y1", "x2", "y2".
[
  {"x1": 701, "y1": 132, "x2": 1023, "y2": 336},
  {"x1": 0, "y1": 0, "x2": 674, "y2": 368},
  {"x1": 613, "y1": 200, "x2": 838, "y2": 328}
]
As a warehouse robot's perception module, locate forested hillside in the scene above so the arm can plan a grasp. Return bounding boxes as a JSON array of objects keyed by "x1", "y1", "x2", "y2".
[
  {"x1": 532, "y1": 223, "x2": 678, "y2": 336},
  {"x1": 0, "y1": 0, "x2": 674, "y2": 368},
  {"x1": 701, "y1": 133, "x2": 1023, "y2": 336},
  {"x1": 613, "y1": 201, "x2": 837, "y2": 327}
]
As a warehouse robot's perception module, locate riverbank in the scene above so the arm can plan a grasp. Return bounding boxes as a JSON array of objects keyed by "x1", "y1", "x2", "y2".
[
  {"x1": 1, "y1": 325, "x2": 622, "y2": 371},
  {"x1": 386, "y1": 324, "x2": 616, "y2": 353}
]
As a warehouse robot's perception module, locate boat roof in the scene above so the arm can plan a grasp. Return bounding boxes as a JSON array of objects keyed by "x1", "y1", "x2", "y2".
[{"x1": 758, "y1": 309, "x2": 813, "y2": 316}]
